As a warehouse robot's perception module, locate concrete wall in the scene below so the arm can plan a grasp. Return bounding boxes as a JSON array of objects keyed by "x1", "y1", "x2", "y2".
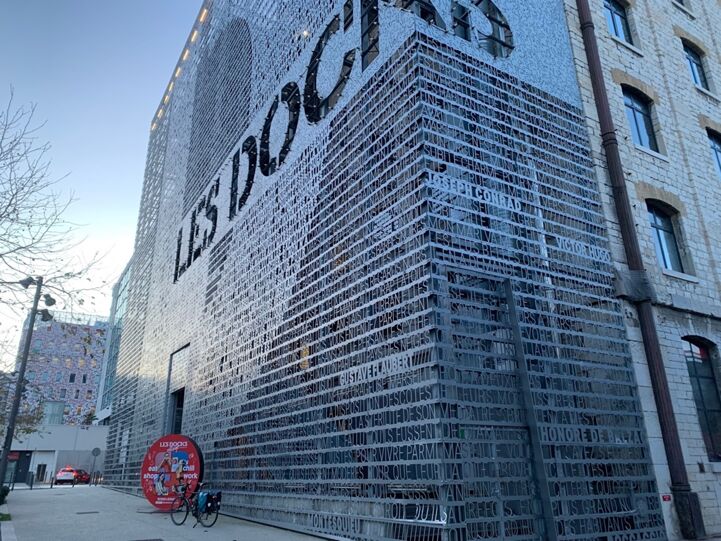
[{"x1": 12, "y1": 425, "x2": 109, "y2": 482}]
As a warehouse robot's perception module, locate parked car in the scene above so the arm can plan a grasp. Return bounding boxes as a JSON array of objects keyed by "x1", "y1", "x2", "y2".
[
  {"x1": 55, "y1": 467, "x2": 90, "y2": 485},
  {"x1": 75, "y1": 469, "x2": 91, "y2": 484}
]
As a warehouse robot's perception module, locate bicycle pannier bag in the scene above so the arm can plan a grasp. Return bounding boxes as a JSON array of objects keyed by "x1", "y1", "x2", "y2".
[{"x1": 197, "y1": 491, "x2": 208, "y2": 512}]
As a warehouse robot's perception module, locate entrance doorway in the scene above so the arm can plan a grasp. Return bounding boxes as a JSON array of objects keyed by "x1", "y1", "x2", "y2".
[
  {"x1": 15, "y1": 452, "x2": 32, "y2": 484},
  {"x1": 170, "y1": 387, "x2": 185, "y2": 434},
  {"x1": 36, "y1": 463, "x2": 47, "y2": 483}
]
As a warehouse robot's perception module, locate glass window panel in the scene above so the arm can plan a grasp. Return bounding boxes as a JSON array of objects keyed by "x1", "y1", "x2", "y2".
[
  {"x1": 640, "y1": 109, "x2": 658, "y2": 151},
  {"x1": 684, "y1": 44, "x2": 709, "y2": 89},
  {"x1": 625, "y1": 106, "x2": 641, "y2": 146},
  {"x1": 709, "y1": 415, "x2": 721, "y2": 459},
  {"x1": 695, "y1": 357, "x2": 714, "y2": 378},
  {"x1": 604, "y1": 0, "x2": 633, "y2": 43},
  {"x1": 648, "y1": 204, "x2": 683, "y2": 271},
  {"x1": 661, "y1": 229, "x2": 684, "y2": 271},
  {"x1": 652, "y1": 229, "x2": 668, "y2": 269},
  {"x1": 684, "y1": 339, "x2": 721, "y2": 460},
  {"x1": 624, "y1": 89, "x2": 658, "y2": 151},
  {"x1": 709, "y1": 132, "x2": 721, "y2": 179},
  {"x1": 636, "y1": 110, "x2": 652, "y2": 148},
  {"x1": 648, "y1": 208, "x2": 660, "y2": 227},
  {"x1": 697, "y1": 414, "x2": 714, "y2": 456},
  {"x1": 700, "y1": 378, "x2": 721, "y2": 410},
  {"x1": 604, "y1": 9, "x2": 616, "y2": 37},
  {"x1": 617, "y1": 14, "x2": 631, "y2": 42},
  {"x1": 656, "y1": 211, "x2": 674, "y2": 233},
  {"x1": 689, "y1": 376, "x2": 703, "y2": 402}
]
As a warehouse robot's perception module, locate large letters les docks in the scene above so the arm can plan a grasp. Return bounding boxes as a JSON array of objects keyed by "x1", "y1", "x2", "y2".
[{"x1": 105, "y1": 1, "x2": 667, "y2": 540}]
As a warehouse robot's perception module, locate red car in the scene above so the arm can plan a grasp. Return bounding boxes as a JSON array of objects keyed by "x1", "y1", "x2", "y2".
[{"x1": 55, "y1": 466, "x2": 90, "y2": 484}]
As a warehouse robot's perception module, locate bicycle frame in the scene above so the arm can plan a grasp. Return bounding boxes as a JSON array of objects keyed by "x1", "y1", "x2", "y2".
[{"x1": 171, "y1": 483, "x2": 219, "y2": 528}]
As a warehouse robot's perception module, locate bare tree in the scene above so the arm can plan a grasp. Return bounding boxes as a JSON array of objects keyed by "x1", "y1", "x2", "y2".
[{"x1": 0, "y1": 89, "x2": 102, "y2": 314}]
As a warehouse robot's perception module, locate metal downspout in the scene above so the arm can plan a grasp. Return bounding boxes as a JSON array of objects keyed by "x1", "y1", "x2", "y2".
[{"x1": 573, "y1": 1, "x2": 705, "y2": 538}]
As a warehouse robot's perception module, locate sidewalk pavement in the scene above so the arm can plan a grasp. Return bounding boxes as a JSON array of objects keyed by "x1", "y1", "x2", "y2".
[
  {"x1": 7, "y1": 486, "x2": 721, "y2": 541},
  {"x1": 3, "y1": 484, "x2": 324, "y2": 541}
]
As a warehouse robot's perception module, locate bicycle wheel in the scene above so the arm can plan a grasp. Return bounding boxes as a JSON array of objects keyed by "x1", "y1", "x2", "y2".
[
  {"x1": 198, "y1": 506, "x2": 219, "y2": 527},
  {"x1": 170, "y1": 496, "x2": 189, "y2": 525}
]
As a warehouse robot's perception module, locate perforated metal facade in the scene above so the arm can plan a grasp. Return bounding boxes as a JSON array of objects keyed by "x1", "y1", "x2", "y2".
[{"x1": 106, "y1": 1, "x2": 667, "y2": 539}]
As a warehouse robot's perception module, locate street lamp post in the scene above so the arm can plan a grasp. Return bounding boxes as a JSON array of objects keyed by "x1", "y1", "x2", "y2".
[{"x1": 0, "y1": 277, "x2": 53, "y2": 487}]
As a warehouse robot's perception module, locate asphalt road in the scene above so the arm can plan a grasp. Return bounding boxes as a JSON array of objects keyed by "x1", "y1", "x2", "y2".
[{"x1": 3, "y1": 485, "x2": 324, "y2": 541}]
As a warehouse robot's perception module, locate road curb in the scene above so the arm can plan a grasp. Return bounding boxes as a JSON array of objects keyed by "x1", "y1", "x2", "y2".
[{"x1": 0, "y1": 503, "x2": 17, "y2": 541}]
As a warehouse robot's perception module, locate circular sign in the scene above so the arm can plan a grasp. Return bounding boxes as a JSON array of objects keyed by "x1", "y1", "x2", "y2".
[
  {"x1": 91, "y1": 447, "x2": 101, "y2": 457},
  {"x1": 140, "y1": 434, "x2": 204, "y2": 510}
]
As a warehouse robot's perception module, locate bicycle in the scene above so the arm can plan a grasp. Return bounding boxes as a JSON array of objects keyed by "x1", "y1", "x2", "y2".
[{"x1": 170, "y1": 482, "x2": 221, "y2": 527}]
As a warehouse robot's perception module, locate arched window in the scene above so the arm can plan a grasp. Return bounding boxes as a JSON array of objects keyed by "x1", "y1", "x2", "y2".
[
  {"x1": 604, "y1": 0, "x2": 633, "y2": 44},
  {"x1": 708, "y1": 130, "x2": 721, "y2": 179},
  {"x1": 682, "y1": 40, "x2": 709, "y2": 90},
  {"x1": 683, "y1": 338, "x2": 721, "y2": 461},
  {"x1": 647, "y1": 201, "x2": 684, "y2": 272},
  {"x1": 622, "y1": 86, "x2": 658, "y2": 151}
]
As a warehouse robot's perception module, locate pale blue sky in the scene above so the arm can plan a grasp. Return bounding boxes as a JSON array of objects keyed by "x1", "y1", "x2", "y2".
[
  {"x1": 0, "y1": 0, "x2": 201, "y2": 233},
  {"x1": 0, "y1": 1, "x2": 202, "y2": 367}
]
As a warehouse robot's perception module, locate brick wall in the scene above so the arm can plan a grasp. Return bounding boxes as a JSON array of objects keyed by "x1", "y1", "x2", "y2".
[{"x1": 563, "y1": 0, "x2": 721, "y2": 537}]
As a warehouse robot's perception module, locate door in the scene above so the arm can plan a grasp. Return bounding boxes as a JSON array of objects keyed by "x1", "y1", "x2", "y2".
[
  {"x1": 36, "y1": 464, "x2": 47, "y2": 483},
  {"x1": 15, "y1": 451, "x2": 32, "y2": 484}
]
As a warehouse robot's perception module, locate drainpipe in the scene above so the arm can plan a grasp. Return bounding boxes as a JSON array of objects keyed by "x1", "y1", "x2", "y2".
[{"x1": 574, "y1": 1, "x2": 705, "y2": 538}]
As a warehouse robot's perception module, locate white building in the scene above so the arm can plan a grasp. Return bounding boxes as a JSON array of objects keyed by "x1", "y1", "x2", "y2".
[{"x1": 10, "y1": 424, "x2": 108, "y2": 484}]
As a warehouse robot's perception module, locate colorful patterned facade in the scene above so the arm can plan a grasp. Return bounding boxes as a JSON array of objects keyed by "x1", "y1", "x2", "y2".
[{"x1": 18, "y1": 312, "x2": 108, "y2": 426}]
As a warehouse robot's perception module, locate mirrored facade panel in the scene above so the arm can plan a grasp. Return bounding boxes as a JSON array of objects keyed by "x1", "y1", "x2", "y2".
[{"x1": 106, "y1": 1, "x2": 667, "y2": 540}]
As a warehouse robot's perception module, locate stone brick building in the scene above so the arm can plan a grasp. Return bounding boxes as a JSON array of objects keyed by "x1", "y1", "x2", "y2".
[{"x1": 562, "y1": 0, "x2": 721, "y2": 538}]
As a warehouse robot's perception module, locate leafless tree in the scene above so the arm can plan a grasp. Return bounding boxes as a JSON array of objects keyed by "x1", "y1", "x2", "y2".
[{"x1": 0, "y1": 89, "x2": 101, "y2": 314}]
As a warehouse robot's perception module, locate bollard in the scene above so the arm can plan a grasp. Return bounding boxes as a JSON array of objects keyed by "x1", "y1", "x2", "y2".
[
  {"x1": 50, "y1": 475, "x2": 54, "y2": 488},
  {"x1": 28, "y1": 472, "x2": 34, "y2": 490}
]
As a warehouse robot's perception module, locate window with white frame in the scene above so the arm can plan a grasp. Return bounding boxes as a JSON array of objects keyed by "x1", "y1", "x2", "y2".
[
  {"x1": 604, "y1": 0, "x2": 633, "y2": 44},
  {"x1": 709, "y1": 130, "x2": 721, "y2": 179},
  {"x1": 623, "y1": 87, "x2": 659, "y2": 152},
  {"x1": 647, "y1": 201, "x2": 684, "y2": 272},
  {"x1": 683, "y1": 40, "x2": 709, "y2": 90}
]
